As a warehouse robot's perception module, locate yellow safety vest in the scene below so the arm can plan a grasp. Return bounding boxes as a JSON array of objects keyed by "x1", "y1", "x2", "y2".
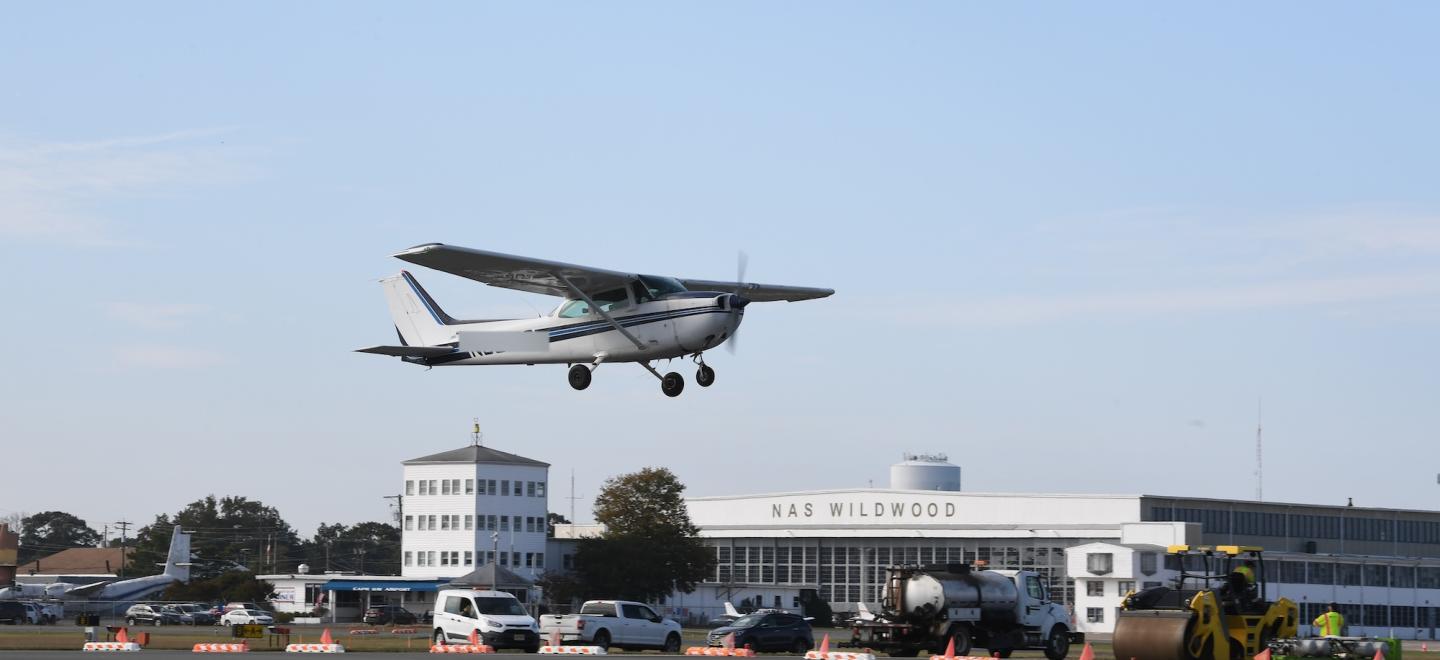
[
  {"x1": 1235, "y1": 565, "x2": 1255, "y2": 585},
  {"x1": 1313, "y1": 611, "x2": 1344, "y2": 636}
]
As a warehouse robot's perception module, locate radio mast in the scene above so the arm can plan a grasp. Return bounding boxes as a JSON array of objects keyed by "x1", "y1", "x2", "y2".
[{"x1": 1255, "y1": 398, "x2": 1263, "y2": 501}]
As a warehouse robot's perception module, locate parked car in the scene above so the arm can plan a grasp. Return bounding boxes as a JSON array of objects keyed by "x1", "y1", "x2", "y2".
[
  {"x1": 707, "y1": 611, "x2": 814, "y2": 653},
  {"x1": 223, "y1": 601, "x2": 267, "y2": 613},
  {"x1": 125, "y1": 603, "x2": 181, "y2": 626},
  {"x1": 364, "y1": 604, "x2": 419, "y2": 625},
  {"x1": 540, "y1": 600, "x2": 682, "y2": 652},
  {"x1": 220, "y1": 608, "x2": 275, "y2": 626},
  {"x1": 0, "y1": 602, "x2": 26, "y2": 624},
  {"x1": 431, "y1": 589, "x2": 539, "y2": 651},
  {"x1": 163, "y1": 604, "x2": 216, "y2": 625}
]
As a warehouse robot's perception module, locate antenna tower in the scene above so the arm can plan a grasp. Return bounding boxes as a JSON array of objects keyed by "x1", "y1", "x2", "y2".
[
  {"x1": 1255, "y1": 398, "x2": 1263, "y2": 501},
  {"x1": 471, "y1": 418, "x2": 483, "y2": 447}
]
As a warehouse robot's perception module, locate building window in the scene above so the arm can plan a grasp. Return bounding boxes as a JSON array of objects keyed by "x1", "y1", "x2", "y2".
[
  {"x1": 404, "y1": 515, "x2": 414, "y2": 531},
  {"x1": 428, "y1": 479, "x2": 437, "y2": 495},
  {"x1": 1118, "y1": 581, "x2": 1135, "y2": 595},
  {"x1": 465, "y1": 479, "x2": 474, "y2": 495},
  {"x1": 487, "y1": 515, "x2": 497, "y2": 531},
  {"x1": 441, "y1": 552, "x2": 450, "y2": 567},
  {"x1": 418, "y1": 481, "x2": 429, "y2": 496},
  {"x1": 442, "y1": 480, "x2": 451, "y2": 495},
  {"x1": 1087, "y1": 581, "x2": 1105, "y2": 597},
  {"x1": 527, "y1": 481, "x2": 537, "y2": 497},
  {"x1": 451, "y1": 551, "x2": 460, "y2": 566},
  {"x1": 501, "y1": 480, "x2": 510, "y2": 496},
  {"x1": 1143, "y1": 581, "x2": 1162, "y2": 589},
  {"x1": 513, "y1": 552, "x2": 520, "y2": 566},
  {"x1": 1087, "y1": 553, "x2": 1113, "y2": 575},
  {"x1": 536, "y1": 552, "x2": 544, "y2": 568},
  {"x1": 428, "y1": 551, "x2": 437, "y2": 566},
  {"x1": 525, "y1": 552, "x2": 534, "y2": 568},
  {"x1": 1139, "y1": 552, "x2": 1157, "y2": 575},
  {"x1": 428, "y1": 515, "x2": 437, "y2": 530},
  {"x1": 499, "y1": 552, "x2": 508, "y2": 566},
  {"x1": 526, "y1": 517, "x2": 536, "y2": 533},
  {"x1": 404, "y1": 551, "x2": 412, "y2": 566},
  {"x1": 487, "y1": 479, "x2": 496, "y2": 495},
  {"x1": 501, "y1": 516, "x2": 509, "y2": 532},
  {"x1": 464, "y1": 515, "x2": 473, "y2": 531},
  {"x1": 537, "y1": 482, "x2": 546, "y2": 497},
  {"x1": 1087, "y1": 608, "x2": 1104, "y2": 623},
  {"x1": 406, "y1": 480, "x2": 414, "y2": 496},
  {"x1": 452, "y1": 479, "x2": 461, "y2": 495},
  {"x1": 442, "y1": 516, "x2": 451, "y2": 531},
  {"x1": 464, "y1": 551, "x2": 473, "y2": 566}
]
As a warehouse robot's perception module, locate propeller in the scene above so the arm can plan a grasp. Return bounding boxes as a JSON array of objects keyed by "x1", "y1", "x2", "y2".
[{"x1": 727, "y1": 250, "x2": 749, "y2": 354}]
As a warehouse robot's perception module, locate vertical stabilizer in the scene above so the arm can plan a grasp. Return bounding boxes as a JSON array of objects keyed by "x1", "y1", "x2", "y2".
[
  {"x1": 163, "y1": 526, "x2": 192, "y2": 582},
  {"x1": 381, "y1": 271, "x2": 458, "y2": 347}
]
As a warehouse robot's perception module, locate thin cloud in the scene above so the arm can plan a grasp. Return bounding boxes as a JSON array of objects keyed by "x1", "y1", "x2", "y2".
[
  {"x1": 104, "y1": 302, "x2": 211, "y2": 330},
  {"x1": 945, "y1": 272, "x2": 1440, "y2": 326},
  {"x1": 114, "y1": 345, "x2": 227, "y2": 369},
  {"x1": 0, "y1": 128, "x2": 248, "y2": 246}
]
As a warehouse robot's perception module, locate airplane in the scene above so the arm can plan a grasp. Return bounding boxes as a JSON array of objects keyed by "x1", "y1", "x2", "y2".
[
  {"x1": 0, "y1": 526, "x2": 192, "y2": 609},
  {"x1": 357, "y1": 243, "x2": 834, "y2": 396}
]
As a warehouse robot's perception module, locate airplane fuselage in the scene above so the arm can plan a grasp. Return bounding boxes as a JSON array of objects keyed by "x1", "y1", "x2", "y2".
[{"x1": 422, "y1": 293, "x2": 743, "y2": 367}]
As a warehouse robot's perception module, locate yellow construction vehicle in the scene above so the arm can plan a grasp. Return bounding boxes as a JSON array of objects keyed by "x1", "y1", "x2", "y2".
[{"x1": 1113, "y1": 546, "x2": 1298, "y2": 660}]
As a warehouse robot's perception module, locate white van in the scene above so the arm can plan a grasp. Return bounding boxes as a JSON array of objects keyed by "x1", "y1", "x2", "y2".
[{"x1": 432, "y1": 588, "x2": 540, "y2": 651}]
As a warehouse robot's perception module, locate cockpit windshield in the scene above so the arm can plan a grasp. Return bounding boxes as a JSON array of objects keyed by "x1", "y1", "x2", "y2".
[{"x1": 637, "y1": 275, "x2": 687, "y2": 299}]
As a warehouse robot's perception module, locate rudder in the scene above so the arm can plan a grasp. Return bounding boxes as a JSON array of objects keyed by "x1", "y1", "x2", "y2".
[{"x1": 381, "y1": 271, "x2": 458, "y2": 347}]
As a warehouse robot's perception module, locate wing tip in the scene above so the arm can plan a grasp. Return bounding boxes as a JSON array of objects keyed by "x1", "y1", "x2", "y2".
[{"x1": 393, "y1": 243, "x2": 445, "y2": 258}]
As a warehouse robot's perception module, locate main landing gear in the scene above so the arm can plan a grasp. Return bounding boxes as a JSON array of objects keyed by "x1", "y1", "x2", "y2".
[{"x1": 568, "y1": 357, "x2": 716, "y2": 397}]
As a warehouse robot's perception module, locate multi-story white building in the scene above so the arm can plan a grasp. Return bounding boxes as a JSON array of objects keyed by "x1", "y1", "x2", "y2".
[{"x1": 401, "y1": 444, "x2": 550, "y2": 580}]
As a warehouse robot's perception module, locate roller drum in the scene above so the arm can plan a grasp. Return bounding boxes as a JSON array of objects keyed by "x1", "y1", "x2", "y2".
[{"x1": 1112, "y1": 609, "x2": 1196, "y2": 660}]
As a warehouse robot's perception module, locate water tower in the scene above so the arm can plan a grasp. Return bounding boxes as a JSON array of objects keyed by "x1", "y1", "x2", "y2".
[{"x1": 889, "y1": 453, "x2": 961, "y2": 491}]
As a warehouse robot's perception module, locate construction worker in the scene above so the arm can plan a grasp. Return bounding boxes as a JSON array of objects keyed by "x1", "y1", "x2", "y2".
[
  {"x1": 1234, "y1": 559, "x2": 1256, "y2": 586},
  {"x1": 1314, "y1": 602, "x2": 1345, "y2": 637},
  {"x1": 1229, "y1": 559, "x2": 1258, "y2": 605}
]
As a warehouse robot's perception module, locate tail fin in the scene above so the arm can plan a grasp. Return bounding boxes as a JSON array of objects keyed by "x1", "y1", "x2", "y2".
[
  {"x1": 724, "y1": 602, "x2": 741, "y2": 617},
  {"x1": 381, "y1": 271, "x2": 459, "y2": 347},
  {"x1": 163, "y1": 526, "x2": 192, "y2": 582},
  {"x1": 856, "y1": 602, "x2": 874, "y2": 620}
]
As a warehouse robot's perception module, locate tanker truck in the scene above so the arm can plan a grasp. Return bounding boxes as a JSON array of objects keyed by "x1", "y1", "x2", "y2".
[{"x1": 843, "y1": 564, "x2": 1081, "y2": 659}]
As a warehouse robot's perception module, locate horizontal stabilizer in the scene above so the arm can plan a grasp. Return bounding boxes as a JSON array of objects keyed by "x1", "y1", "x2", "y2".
[
  {"x1": 457, "y1": 331, "x2": 548, "y2": 353},
  {"x1": 356, "y1": 345, "x2": 456, "y2": 358}
]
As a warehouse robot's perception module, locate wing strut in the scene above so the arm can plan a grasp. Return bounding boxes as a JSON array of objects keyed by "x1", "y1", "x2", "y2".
[{"x1": 553, "y1": 273, "x2": 648, "y2": 351}]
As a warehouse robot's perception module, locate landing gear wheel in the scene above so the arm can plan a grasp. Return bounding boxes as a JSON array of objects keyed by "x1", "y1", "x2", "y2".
[
  {"x1": 661, "y1": 372, "x2": 684, "y2": 397},
  {"x1": 696, "y1": 364, "x2": 715, "y2": 387},
  {"x1": 568, "y1": 364, "x2": 592, "y2": 390}
]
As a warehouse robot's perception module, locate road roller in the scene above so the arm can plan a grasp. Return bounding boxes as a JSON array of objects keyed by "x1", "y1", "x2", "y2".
[{"x1": 1113, "y1": 546, "x2": 1298, "y2": 660}]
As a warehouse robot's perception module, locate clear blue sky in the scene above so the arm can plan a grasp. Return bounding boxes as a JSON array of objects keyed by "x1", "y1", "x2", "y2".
[{"x1": 2, "y1": 3, "x2": 1438, "y2": 535}]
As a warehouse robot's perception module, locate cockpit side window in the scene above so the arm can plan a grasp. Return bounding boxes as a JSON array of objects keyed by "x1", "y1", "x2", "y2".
[
  {"x1": 557, "y1": 300, "x2": 591, "y2": 318},
  {"x1": 592, "y1": 288, "x2": 631, "y2": 313}
]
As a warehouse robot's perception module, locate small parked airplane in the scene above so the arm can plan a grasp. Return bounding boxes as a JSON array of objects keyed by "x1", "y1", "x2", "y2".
[
  {"x1": 0, "y1": 526, "x2": 192, "y2": 608},
  {"x1": 358, "y1": 244, "x2": 833, "y2": 396}
]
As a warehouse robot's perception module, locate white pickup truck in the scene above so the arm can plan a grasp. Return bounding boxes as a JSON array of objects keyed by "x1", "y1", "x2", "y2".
[{"x1": 539, "y1": 600, "x2": 683, "y2": 652}]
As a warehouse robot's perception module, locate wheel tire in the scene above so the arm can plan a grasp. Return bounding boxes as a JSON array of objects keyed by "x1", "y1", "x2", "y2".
[
  {"x1": 433, "y1": 628, "x2": 447, "y2": 647},
  {"x1": 568, "y1": 364, "x2": 593, "y2": 390},
  {"x1": 1044, "y1": 625, "x2": 1071, "y2": 660},
  {"x1": 661, "y1": 372, "x2": 685, "y2": 397},
  {"x1": 696, "y1": 365, "x2": 715, "y2": 387},
  {"x1": 664, "y1": 633, "x2": 683, "y2": 654},
  {"x1": 593, "y1": 630, "x2": 611, "y2": 651},
  {"x1": 950, "y1": 626, "x2": 974, "y2": 657},
  {"x1": 127, "y1": 617, "x2": 137, "y2": 627},
  {"x1": 526, "y1": 644, "x2": 541, "y2": 654}
]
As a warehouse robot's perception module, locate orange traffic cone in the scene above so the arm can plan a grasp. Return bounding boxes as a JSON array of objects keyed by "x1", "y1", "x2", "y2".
[
  {"x1": 1374, "y1": 650, "x2": 1385, "y2": 660},
  {"x1": 943, "y1": 637, "x2": 956, "y2": 660},
  {"x1": 549, "y1": 628, "x2": 561, "y2": 647},
  {"x1": 470, "y1": 629, "x2": 481, "y2": 646},
  {"x1": 116, "y1": 628, "x2": 130, "y2": 644},
  {"x1": 1423, "y1": 644, "x2": 1429, "y2": 653},
  {"x1": 1078, "y1": 642, "x2": 1095, "y2": 660},
  {"x1": 819, "y1": 633, "x2": 831, "y2": 656},
  {"x1": 321, "y1": 628, "x2": 335, "y2": 646},
  {"x1": 1255, "y1": 649, "x2": 1272, "y2": 660}
]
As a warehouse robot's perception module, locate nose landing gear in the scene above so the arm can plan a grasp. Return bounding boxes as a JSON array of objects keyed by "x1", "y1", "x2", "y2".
[
  {"x1": 693, "y1": 355, "x2": 715, "y2": 387},
  {"x1": 567, "y1": 364, "x2": 593, "y2": 390}
]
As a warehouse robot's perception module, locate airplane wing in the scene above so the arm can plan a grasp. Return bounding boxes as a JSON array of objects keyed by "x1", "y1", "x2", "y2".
[
  {"x1": 62, "y1": 581, "x2": 112, "y2": 598},
  {"x1": 355, "y1": 345, "x2": 456, "y2": 358},
  {"x1": 393, "y1": 243, "x2": 635, "y2": 298},
  {"x1": 676, "y1": 279, "x2": 834, "y2": 302}
]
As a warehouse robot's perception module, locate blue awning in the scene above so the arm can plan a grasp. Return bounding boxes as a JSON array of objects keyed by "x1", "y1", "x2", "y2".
[{"x1": 320, "y1": 580, "x2": 447, "y2": 592}]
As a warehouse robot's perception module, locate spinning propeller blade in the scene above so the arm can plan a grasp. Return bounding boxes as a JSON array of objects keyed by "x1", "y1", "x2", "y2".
[{"x1": 727, "y1": 250, "x2": 748, "y2": 354}]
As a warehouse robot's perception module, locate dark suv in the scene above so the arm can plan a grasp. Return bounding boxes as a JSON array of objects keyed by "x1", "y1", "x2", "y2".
[
  {"x1": 708, "y1": 612, "x2": 813, "y2": 653},
  {"x1": 125, "y1": 603, "x2": 180, "y2": 626},
  {"x1": 363, "y1": 604, "x2": 418, "y2": 625},
  {"x1": 0, "y1": 602, "x2": 25, "y2": 624}
]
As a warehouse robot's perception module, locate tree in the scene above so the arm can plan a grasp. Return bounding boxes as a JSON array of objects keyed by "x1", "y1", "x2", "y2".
[
  {"x1": 162, "y1": 570, "x2": 274, "y2": 604},
  {"x1": 574, "y1": 467, "x2": 714, "y2": 602},
  {"x1": 546, "y1": 513, "x2": 571, "y2": 539},
  {"x1": 297, "y1": 522, "x2": 401, "y2": 575},
  {"x1": 19, "y1": 511, "x2": 102, "y2": 564},
  {"x1": 126, "y1": 496, "x2": 302, "y2": 578}
]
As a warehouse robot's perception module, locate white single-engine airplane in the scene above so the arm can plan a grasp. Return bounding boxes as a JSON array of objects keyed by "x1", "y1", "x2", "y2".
[{"x1": 358, "y1": 243, "x2": 833, "y2": 396}]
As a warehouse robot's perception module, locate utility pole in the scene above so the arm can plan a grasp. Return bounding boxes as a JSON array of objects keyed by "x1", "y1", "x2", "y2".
[
  {"x1": 113, "y1": 520, "x2": 132, "y2": 578},
  {"x1": 383, "y1": 494, "x2": 404, "y2": 526}
]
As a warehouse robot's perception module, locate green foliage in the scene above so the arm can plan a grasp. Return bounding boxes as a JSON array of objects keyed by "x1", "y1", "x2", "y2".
[
  {"x1": 546, "y1": 513, "x2": 571, "y2": 539},
  {"x1": 19, "y1": 511, "x2": 102, "y2": 564},
  {"x1": 574, "y1": 467, "x2": 714, "y2": 602},
  {"x1": 296, "y1": 521, "x2": 401, "y2": 575},
  {"x1": 127, "y1": 496, "x2": 302, "y2": 577},
  {"x1": 162, "y1": 570, "x2": 274, "y2": 604}
]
